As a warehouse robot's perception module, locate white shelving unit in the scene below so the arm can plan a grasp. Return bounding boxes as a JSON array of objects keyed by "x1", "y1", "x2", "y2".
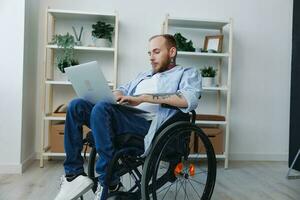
[
  {"x1": 40, "y1": 8, "x2": 119, "y2": 167},
  {"x1": 162, "y1": 15, "x2": 233, "y2": 168}
]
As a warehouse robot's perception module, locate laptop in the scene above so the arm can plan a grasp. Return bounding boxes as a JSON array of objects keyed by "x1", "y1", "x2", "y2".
[{"x1": 65, "y1": 61, "x2": 148, "y2": 114}]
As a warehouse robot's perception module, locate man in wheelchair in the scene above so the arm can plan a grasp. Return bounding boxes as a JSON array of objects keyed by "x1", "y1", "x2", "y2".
[{"x1": 55, "y1": 34, "x2": 204, "y2": 200}]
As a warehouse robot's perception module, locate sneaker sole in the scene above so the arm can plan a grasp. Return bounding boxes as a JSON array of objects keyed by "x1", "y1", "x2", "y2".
[{"x1": 71, "y1": 182, "x2": 94, "y2": 200}]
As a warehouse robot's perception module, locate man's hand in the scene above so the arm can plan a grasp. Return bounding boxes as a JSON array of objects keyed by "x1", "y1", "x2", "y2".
[
  {"x1": 113, "y1": 90, "x2": 124, "y2": 102},
  {"x1": 118, "y1": 95, "x2": 144, "y2": 106}
]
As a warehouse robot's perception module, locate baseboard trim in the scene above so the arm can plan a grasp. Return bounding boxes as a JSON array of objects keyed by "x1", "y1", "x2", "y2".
[
  {"x1": 0, "y1": 153, "x2": 36, "y2": 174},
  {"x1": 21, "y1": 153, "x2": 35, "y2": 172},
  {"x1": 0, "y1": 164, "x2": 22, "y2": 174},
  {"x1": 229, "y1": 152, "x2": 289, "y2": 161}
]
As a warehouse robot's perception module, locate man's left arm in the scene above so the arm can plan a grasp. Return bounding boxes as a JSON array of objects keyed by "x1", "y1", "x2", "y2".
[
  {"x1": 140, "y1": 92, "x2": 188, "y2": 108},
  {"x1": 145, "y1": 68, "x2": 202, "y2": 111},
  {"x1": 175, "y1": 67, "x2": 202, "y2": 112}
]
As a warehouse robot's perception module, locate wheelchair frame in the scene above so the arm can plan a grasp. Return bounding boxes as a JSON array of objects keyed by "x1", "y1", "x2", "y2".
[{"x1": 84, "y1": 109, "x2": 217, "y2": 200}]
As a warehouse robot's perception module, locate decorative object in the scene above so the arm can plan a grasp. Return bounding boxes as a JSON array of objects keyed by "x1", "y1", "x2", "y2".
[
  {"x1": 92, "y1": 21, "x2": 114, "y2": 47},
  {"x1": 203, "y1": 35, "x2": 223, "y2": 53},
  {"x1": 174, "y1": 33, "x2": 195, "y2": 51},
  {"x1": 201, "y1": 66, "x2": 217, "y2": 87},
  {"x1": 53, "y1": 104, "x2": 67, "y2": 116},
  {"x1": 195, "y1": 47, "x2": 201, "y2": 52},
  {"x1": 50, "y1": 33, "x2": 79, "y2": 73},
  {"x1": 72, "y1": 26, "x2": 83, "y2": 46}
]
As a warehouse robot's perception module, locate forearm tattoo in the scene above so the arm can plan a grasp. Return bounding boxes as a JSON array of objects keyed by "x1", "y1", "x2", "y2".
[{"x1": 151, "y1": 92, "x2": 183, "y2": 100}]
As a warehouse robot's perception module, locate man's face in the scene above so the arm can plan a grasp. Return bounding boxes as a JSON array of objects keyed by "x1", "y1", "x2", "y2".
[{"x1": 148, "y1": 37, "x2": 174, "y2": 73}]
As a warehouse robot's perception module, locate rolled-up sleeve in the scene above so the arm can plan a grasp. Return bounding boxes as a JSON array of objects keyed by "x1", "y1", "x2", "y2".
[
  {"x1": 177, "y1": 68, "x2": 202, "y2": 113},
  {"x1": 114, "y1": 82, "x2": 132, "y2": 96}
]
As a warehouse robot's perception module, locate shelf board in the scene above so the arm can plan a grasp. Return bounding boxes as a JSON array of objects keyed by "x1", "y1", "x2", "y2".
[
  {"x1": 45, "y1": 80, "x2": 114, "y2": 87},
  {"x1": 43, "y1": 152, "x2": 90, "y2": 157},
  {"x1": 44, "y1": 114, "x2": 66, "y2": 121},
  {"x1": 195, "y1": 114, "x2": 226, "y2": 125},
  {"x1": 45, "y1": 80, "x2": 72, "y2": 85},
  {"x1": 196, "y1": 120, "x2": 227, "y2": 125},
  {"x1": 46, "y1": 45, "x2": 115, "y2": 52},
  {"x1": 48, "y1": 9, "x2": 116, "y2": 22},
  {"x1": 177, "y1": 51, "x2": 229, "y2": 57},
  {"x1": 189, "y1": 153, "x2": 226, "y2": 159},
  {"x1": 196, "y1": 114, "x2": 225, "y2": 121},
  {"x1": 202, "y1": 86, "x2": 228, "y2": 91},
  {"x1": 168, "y1": 17, "x2": 229, "y2": 29}
]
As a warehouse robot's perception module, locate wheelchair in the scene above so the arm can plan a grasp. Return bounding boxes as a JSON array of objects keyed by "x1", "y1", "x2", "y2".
[{"x1": 84, "y1": 106, "x2": 217, "y2": 200}]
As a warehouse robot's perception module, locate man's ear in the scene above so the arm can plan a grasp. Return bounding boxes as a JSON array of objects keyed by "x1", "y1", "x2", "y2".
[{"x1": 169, "y1": 47, "x2": 177, "y2": 58}]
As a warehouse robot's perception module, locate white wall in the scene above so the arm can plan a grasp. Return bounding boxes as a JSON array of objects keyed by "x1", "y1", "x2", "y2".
[
  {"x1": 21, "y1": 0, "x2": 39, "y2": 170},
  {"x1": 34, "y1": 0, "x2": 293, "y2": 161},
  {"x1": 0, "y1": 0, "x2": 39, "y2": 174},
  {"x1": 0, "y1": 0, "x2": 25, "y2": 173}
]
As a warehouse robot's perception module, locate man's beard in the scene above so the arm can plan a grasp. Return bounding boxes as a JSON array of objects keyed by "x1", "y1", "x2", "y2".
[{"x1": 156, "y1": 57, "x2": 172, "y2": 73}]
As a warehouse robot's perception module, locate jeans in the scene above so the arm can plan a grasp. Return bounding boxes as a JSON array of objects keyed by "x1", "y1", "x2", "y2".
[{"x1": 63, "y1": 98, "x2": 151, "y2": 186}]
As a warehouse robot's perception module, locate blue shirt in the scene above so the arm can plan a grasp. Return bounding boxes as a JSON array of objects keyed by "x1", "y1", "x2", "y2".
[{"x1": 116, "y1": 65, "x2": 202, "y2": 154}]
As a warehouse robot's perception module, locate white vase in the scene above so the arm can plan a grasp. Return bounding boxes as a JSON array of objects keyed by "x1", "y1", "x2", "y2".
[
  {"x1": 54, "y1": 66, "x2": 68, "y2": 81},
  {"x1": 202, "y1": 77, "x2": 215, "y2": 87},
  {"x1": 94, "y1": 38, "x2": 110, "y2": 47}
]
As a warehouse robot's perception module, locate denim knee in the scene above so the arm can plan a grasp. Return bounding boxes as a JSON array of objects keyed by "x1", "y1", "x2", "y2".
[
  {"x1": 68, "y1": 98, "x2": 87, "y2": 113},
  {"x1": 91, "y1": 101, "x2": 112, "y2": 117}
]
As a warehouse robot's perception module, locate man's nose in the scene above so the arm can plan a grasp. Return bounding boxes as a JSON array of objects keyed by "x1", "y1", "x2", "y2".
[{"x1": 149, "y1": 54, "x2": 154, "y2": 61}]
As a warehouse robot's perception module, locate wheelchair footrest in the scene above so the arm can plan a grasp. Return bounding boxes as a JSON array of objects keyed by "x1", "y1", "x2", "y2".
[{"x1": 107, "y1": 191, "x2": 139, "y2": 200}]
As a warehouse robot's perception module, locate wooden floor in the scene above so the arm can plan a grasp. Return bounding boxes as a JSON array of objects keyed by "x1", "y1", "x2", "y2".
[{"x1": 0, "y1": 160, "x2": 299, "y2": 200}]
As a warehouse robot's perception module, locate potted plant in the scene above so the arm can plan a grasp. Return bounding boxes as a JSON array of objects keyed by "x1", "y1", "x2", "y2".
[
  {"x1": 201, "y1": 66, "x2": 217, "y2": 87},
  {"x1": 174, "y1": 33, "x2": 195, "y2": 52},
  {"x1": 92, "y1": 21, "x2": 114, "y2": 47},
  {"x1": 50, "y1": 33, "x2": 79, "y2": 73}
]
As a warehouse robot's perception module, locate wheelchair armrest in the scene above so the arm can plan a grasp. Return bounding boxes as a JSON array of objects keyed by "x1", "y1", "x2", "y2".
[{"x1": 161, "y1": 104, "x2": 196, "y2": 124}]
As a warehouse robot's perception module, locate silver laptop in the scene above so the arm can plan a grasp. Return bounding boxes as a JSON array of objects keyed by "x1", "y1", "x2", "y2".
[{"x1": 65, "y1": 61, "x2": 148, "y2": 113}]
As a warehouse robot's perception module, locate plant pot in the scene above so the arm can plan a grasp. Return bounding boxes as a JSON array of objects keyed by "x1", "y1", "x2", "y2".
[
  {"x1": 202, "y1": 77, "x2": 215, "y2": 87},
  {"x1": 75, "y1": 40, "x2": 82, "y2": 46},
  {"x1": 54, "y1": 66, "x2": 68, "y2": 81},
  {"x1": 94, "y1": 38, "x2": 110, "y2": 47}
]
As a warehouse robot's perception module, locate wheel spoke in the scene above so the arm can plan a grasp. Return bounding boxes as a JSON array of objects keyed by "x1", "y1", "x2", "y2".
[
  {"x1": 157, "y1": 181, "x2": 176, "y2": 195},
  {"x1": 160, "y1": 181, "x2": 173, "y2": 200},
  {"x1": 189, "y1": 178, "x2": 206, "y2": 186},
  {"x1": 184, "y1": 180, "x2": 187, "y2": 200},
  {"x1": 187, "y1": 179, "x2": 202, "y2": 199},
  {"x1": 175, "y1": 180, "x2": 178, "y2": 200},
  {"x1": 177, "y1": 179, "x2": 185, "y2": 198}
]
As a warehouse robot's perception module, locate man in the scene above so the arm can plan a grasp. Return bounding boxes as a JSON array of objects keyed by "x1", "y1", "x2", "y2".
[{"x1": 55, "y1": 34, "x2": 201, "y2": 200}]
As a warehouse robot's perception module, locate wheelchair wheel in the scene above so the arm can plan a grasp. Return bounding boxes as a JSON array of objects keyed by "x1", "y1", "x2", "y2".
[
  {"x1": 141, "y1": 122, "x2": 216, "y2": 200},
  {"x1": 88, "y1": 146, "x2": 145, "y2": 199}
]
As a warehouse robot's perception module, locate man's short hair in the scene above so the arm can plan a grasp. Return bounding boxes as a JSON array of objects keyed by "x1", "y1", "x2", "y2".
[{"x1": 149, "y1": 34, "x2": 177, "y2": 49}]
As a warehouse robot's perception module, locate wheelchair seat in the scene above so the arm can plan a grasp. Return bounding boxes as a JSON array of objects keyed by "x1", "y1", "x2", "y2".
[{"x1": 114, "y1": 133, "x2": 144, "y2": 150}]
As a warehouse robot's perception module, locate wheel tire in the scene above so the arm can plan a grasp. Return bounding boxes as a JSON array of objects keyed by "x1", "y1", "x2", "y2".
[{"x1": 141, "y1": 122, "x2": 216, "y2": 200}]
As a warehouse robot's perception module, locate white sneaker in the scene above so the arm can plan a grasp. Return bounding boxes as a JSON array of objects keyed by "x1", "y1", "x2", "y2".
[
  {"x1": 54, "y1": 175, "x2": 94, "y2": 200},
  {"x1": 94, "y1": 183, "x2": 103, "y2": 200},
  {"x1": 94, "y1": 183, "x2": 125, "y2": 200}
]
